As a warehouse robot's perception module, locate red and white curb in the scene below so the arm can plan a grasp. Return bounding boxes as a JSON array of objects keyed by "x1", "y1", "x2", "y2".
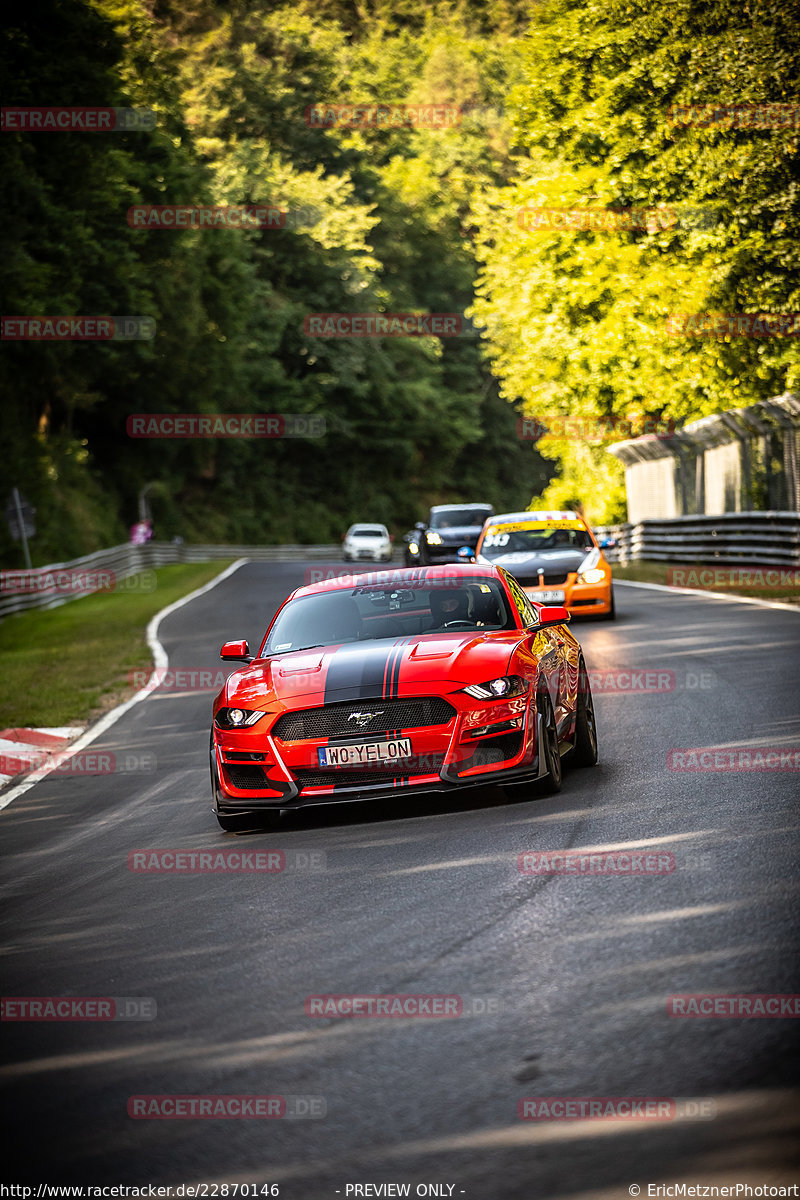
[
  {"x1": 0, "y1": 559, "x2": 248, "y2": 813},
  {"x1": 0, "y1": 727, "x2": 86, "y2": 789}
]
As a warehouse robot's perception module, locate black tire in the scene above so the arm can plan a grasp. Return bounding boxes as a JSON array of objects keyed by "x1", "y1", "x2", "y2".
[
  {"x1": 503, "y1": 691, "x2": 562, "y2": 799},
  {"x1": 538, "y1": 691, "x2": 563, "y2": 795},
  {"x1": 570, "y1": 657, "x2": 598, "y2": 767}
]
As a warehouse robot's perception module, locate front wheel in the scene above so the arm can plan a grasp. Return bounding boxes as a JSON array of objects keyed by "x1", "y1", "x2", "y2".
[
  {"x1": 604, "y1": 587, "x2": 616, "y2": 620},
  {"x1": 210, "y1": 732, "x2": 281, "y2": 832},
  {"x1": 503, "y1": 691, "x2": 562, "y2": 799},
  {"x1": 569, "y1": 657, "x2": 598, "y2": 767},
  {"x1": 538, "y1": 691, "x2": 563, "y2": 794}
]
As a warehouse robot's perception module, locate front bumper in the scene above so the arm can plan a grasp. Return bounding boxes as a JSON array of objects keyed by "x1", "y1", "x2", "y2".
[
  {"x1": 212, "y1": 691, "x2": 540, "y2": 813},
  {"x1": 344, "y1": 546, "x2": 392, "y2": 561},
  {"x1": 522, "y1": 574, "x2": 612, "y2": 616}
]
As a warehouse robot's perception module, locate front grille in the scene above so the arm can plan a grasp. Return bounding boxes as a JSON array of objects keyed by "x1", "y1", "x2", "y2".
[
  {"x1": 224, "y1": 764, "x2": 269, "y2": 789},
  {"x1": 517, "y1": 573, "x2": 568, "y2": 588},
  {"x1": 295, "y1": 755, "x2": 445, "y2": 790},
  {"x1": 273, "y1": 696, "x2": 456, "y2": 742}
]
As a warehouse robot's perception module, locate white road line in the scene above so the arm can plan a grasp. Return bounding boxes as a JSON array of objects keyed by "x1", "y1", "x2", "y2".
[
  {"x1": 0, "y1": 559, "x2": 248, "y2": 812},
  {"x1": 615, "y1": 577, "x2": 800, "y2": 613}
]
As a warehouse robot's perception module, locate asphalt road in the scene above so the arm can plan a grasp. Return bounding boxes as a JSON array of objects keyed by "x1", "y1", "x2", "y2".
[{"x1": 2, "y1": 562, "x2": 799, "y2": 1197}]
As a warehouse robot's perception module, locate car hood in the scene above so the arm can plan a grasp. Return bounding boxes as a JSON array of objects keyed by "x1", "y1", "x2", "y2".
[
  {"x1": 479, "y1": 548, "x2": 590, "y2": 579},
  {"x1": 224, "y1": 632, "x2": 524, "y2": 707}
]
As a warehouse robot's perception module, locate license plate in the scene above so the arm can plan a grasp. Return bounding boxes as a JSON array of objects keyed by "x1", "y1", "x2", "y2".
[
  {"x1": 524, "y1": 588, "x2": 565, "y2": 604},
  {"x1": 318, "y1": 738, "x2": 412, "y2": 768}
]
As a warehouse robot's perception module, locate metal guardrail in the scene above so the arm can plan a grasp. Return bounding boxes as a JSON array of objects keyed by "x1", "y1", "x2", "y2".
[
  {"x1": 0, "y1": 541, "x2": 348, "y2": 620},
  {"x1": 2, "y1": 514, "x2": 798, "y2": 619},
  {"x1": 595, "y1": 511, "x2": 800, "y2": 567}
]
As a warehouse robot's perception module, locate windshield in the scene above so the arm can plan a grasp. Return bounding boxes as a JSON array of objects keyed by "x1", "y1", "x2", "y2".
[
  {"x1": 430, "y1": 508, "x2": 492, "y2": 530},
  {"x1": 349, "y1": 527, "x2": 386, "y2": 537},
  {"x1": 480, "y1": 523, "x2": 593, "y2": 560},
  {"x1": 261, "y1": 577, "x2": 516, "y2": 654}
]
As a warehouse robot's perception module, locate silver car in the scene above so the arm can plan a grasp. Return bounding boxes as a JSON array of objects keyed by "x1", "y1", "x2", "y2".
[{"x1": 342, "y1": 523, "x2": 394, "y2": 562}]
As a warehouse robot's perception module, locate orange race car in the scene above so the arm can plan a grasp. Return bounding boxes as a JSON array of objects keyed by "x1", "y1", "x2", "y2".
[{"x1": 474, "y1": 509, "x2": 615, "y2": 619}]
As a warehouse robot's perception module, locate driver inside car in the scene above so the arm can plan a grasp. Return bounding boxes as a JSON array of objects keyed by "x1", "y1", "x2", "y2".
[{"x1": 429, "y1": 588, "x2": 473, "y2": 629}]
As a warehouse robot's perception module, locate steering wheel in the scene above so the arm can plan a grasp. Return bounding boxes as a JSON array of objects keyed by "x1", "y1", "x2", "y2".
[{"x1": 442, "y1": 620, "x2": 475, "y2": 629}]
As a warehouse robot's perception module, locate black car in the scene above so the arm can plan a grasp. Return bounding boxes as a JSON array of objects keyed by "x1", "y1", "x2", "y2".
[{"x1": 404, "y1": 503, "x2": 494, "y2": 566}]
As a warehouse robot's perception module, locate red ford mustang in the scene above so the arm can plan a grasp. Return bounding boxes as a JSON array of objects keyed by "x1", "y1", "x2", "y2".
[{"x1": 210, "y1": 564, "x2": 598, "y2": 831}]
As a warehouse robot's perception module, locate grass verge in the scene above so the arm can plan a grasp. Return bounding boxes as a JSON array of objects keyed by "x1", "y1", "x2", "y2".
[
  {"x1": 613, "y1": 560, "x2": 800, "y2": 604},
  {"x1": 0, "y1": 562, "x2": 235, "y2": 729}
]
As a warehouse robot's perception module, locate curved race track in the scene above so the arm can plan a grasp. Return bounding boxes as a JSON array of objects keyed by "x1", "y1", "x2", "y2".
[{"x1": 1, "y1": 562, "x2": 799, "y2": 1196}]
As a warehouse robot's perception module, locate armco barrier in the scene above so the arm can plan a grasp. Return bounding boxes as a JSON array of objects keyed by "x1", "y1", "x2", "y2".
[
  {"x1": 595, "y1": 511, "x2": 800, "y2": 567},
  {"x1": 2, "y1": 515, "x2": 797, "y2": 619},
  {"x1": 0, "y1": 542, "x2": 351, "y2": 620}
]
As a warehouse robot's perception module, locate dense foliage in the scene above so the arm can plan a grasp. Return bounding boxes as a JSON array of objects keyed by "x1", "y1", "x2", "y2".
[
  {"x1": 2, "y1": 0, "x2": 797, "y2": 560},
  {"x1": 470, "y1": 0, "x2": 800, "y2": 520}
]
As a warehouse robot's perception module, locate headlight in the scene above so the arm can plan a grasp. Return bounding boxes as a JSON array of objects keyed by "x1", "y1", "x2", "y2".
[
  {"x1": 426, "y1": 531, "x2": 443, "y2": 545},
  {"x1": 408, "y1": 542, "x2": 419, "y2": 554},
  {"x1": 463, "y1": 675, "x2": 527, "y2": 700},
  {"x1": 215, "y1": 707, "x2": 265, "y2": 729},
  {"x1": 578, "y1": 568, "x2": 607, "y2": 584}
]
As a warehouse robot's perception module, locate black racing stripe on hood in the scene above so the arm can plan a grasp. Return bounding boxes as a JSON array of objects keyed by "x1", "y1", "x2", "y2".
[
  {"x1": 383, "y1": 636, "x2": 412, "y2": 699},
  {"x1": 323, "y1": 640, "x2": 400, "y2": 703}
]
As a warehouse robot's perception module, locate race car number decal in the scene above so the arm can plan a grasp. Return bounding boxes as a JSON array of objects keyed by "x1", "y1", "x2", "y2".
[
  {"x1": 485, "y1": 520, "x2": 582, "y2": 539},
  {"x1": 318, "y1": 739, "x2": 412, "y2": 767}
]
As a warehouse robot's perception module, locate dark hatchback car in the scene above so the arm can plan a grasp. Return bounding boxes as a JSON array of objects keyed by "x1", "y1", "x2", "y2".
[{"x1": 404, "y1": 503, "x2": 494, "y2": 566}]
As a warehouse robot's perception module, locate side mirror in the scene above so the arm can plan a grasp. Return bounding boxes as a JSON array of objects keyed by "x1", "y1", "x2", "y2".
[
  {"x1": 456, "y1": 546, "x2": 475, "y2": 562},
  {"x1": 534, "y1": 606, "x2": 571, "y2": 628},
  {"x1": 220, "y1": 639, "x2": 254, "y2": 662}
]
